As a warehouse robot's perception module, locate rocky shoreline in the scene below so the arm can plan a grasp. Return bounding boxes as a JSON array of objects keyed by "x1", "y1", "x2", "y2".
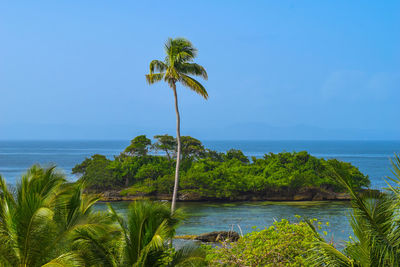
[{"x1": 93, "y1": 187, "x2": 374, "y2": 202}]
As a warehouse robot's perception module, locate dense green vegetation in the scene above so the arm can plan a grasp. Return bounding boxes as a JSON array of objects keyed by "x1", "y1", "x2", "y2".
[
  {"x1": 205, "y1": 218, "x2": 323, "y2": 266},
  {"x1": 1, "y1": 155, "x2": 399, "y2": 266},
  {"x1": 73, "y1": 134, "x2": 370, "y2": 199},
  {"x1": 0, "y1": 166, "x2": 204, "y2": 266},
  {"x1": 203, "y1": 154, "x2": 400, "y2": 267}
]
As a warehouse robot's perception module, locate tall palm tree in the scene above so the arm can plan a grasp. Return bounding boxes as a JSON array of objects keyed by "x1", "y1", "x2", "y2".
[
  {"x1": 146, "y1": 38, "x2": 208, "y2": 213},
  {"x1": 306, "y1": 154, "x2": 400, "y2": 266},
  {"x1": 0, "y1": 165, "x2": 111, "y2": 266}
]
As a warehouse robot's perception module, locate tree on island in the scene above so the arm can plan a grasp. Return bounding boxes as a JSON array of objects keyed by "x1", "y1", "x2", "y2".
[
  {"x1": 180, "y1": 136, "x2": 205, "y2": 160},
  {"x1": 145, "y1": 38, "x2": 208, "y2": 213},
  {"x1": 124, "y1": 135, "x2": 152, "y2": 157},
  {"x1": 153, "y1": 134, "x2": 176, "y2": 161}
]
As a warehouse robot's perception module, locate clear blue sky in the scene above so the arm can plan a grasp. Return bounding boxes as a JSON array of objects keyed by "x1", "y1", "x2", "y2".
[{"x1": 0, "y1": 1, "x2": 399, "y2": 140}]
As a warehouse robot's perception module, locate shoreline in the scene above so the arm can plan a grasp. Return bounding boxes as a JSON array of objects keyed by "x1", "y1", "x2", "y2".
[
  {"x1": 97, "y1": 191, "x2": 350, "y2": 202},
  {"x1": 98, "y1": 197, "x2": 352, "y2": 202},
  {"x1": 95, "y1": 188, "x2": 380, "y2": 202}
]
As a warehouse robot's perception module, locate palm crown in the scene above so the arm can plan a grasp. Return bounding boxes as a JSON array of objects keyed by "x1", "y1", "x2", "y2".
[{"x1": 146, "y1": 38, "x2": 208, "y2": 98}]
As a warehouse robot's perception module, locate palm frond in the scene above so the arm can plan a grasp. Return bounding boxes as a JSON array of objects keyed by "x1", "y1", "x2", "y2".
[
  {"x1": 0, "y1": 165, "x2": 115, "y2": 267},
  {"x1": 41, "y1": 252, "x2": 84, "y2": 267},
  {"x1": 309, "y1": 241, "x2": 354, "y2": 267},
  {"x1": 179, "y1": 74, "x2": 208, "y2": 99},
  {"x1": 169, "y1": 245, "x2": 206, "y2": 267},
  {"x1": 386, "y1": 154, "x2": 400, "y2": 196},
  {"x1": 177, "y1": 63, "x2": 208, "y2": 80},
  {"x1": 70, "y1": 219, "x2": 121, "y2": 267},
  {"x1": 146, "y1": 73, "x2": 164, "y2": 84},
  {"x1": 0, "y1": 175, "x2": 15, "y2": 205},
  {"x1": 304, "y1": 218, "x2": 354, "y2": 266},
  {"x1": 305, "y1": 160, "x2": 400, "y2": 266},
  {"x1": 149, "y1": 60, "x2": 167, "y2": 73},
  {"x1": 165, "y1": 38, "x2": 197, "y2": 64}
]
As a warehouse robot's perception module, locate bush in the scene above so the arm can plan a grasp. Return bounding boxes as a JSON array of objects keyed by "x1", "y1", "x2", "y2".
[
  {"x1": 205, "y1": 218, "x2": 321, "y2": 266},
  {"x1": 73, "y1": 135, "x2": 370, "y2": 196}
]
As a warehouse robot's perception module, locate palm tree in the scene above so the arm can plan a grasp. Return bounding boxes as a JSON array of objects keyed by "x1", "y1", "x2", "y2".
[
  {"x1": 0, "y1": 165, "x2": 111, "y2": 266},
  {"x1": 145, "y1": 38, "x2": 208, "y2": 213},
  {"x1": 81, "y1": 200, "x2": 205, "y2": 266},
  {"x1": 306, "y1": 154, "x2": 400, "y2": 266}
]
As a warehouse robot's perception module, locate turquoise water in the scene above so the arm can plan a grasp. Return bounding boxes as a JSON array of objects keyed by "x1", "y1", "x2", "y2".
[
  {"x1": 95, "y1": 200, "x2": 351, "y2": 246},
  {"x1": 1, "y1": 140, "x2": 399, "y2": 243}
]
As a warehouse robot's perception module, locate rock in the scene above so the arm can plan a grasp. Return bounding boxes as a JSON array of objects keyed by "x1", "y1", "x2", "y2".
[
  {"x1": 312, "y1": 191, "x2": 337, "y2": 201},
  {"x1": 265, "y1": 195, "x2": 293, "y2": 201},
  {"x1": 293, "y1": 192, "x2": 312, "y2": 201},
  {"x1": 312, "y1": 193, "x2": 324, "y2": 201},
  {"x1": 195, "y1": 231, "x2": 240, "y2": 242},
  {"x1": 325, "y1": 192, "x2": 337, "y2": 200}
]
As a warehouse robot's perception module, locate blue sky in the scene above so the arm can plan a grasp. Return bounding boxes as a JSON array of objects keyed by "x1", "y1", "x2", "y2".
[{"x1": 0, "y1": 1, "x2": 399, "y2": 140}]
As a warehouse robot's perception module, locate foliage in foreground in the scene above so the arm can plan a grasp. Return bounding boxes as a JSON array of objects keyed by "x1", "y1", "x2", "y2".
[
  {"x1": 73, "y1": 134, "x2": 370, "y2": 199},
  {"x1": 306, "y1": 154, "x2": 400, "y2": 266},
  {"x1": 205, "y1": 218, "x2": 323, "y2": 266},
  {"x1": 0, "y1": 165, "x2": 108, "y2": 266},
  {"x1": 0, "y1": 165, "x2": 205, "y2": 266}
]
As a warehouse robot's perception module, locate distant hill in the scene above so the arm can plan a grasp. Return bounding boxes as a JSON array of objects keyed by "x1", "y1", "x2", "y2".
[{"x1": 0, "y1": 122, "x2": 398, "y2": 140}]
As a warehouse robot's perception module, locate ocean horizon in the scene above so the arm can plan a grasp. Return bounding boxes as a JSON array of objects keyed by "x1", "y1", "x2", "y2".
[{"x1": 1, "y1": 140, "x2": 399, "y2": 189}]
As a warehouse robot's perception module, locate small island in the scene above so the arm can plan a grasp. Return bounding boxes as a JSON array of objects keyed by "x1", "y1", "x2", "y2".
[{"x1": 73, "y1": 134, "x2": 370, "y2": 201}]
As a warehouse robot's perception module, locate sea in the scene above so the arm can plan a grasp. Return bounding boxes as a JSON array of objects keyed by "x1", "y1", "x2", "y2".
[{"x1": 1, "y1": 140, "x2": 399, "y2": 245}]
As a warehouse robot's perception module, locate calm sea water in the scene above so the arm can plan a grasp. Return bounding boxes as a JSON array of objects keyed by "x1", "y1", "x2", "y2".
[
  {"x1": 1, "y1": 140, "x2": 399, "y2": 242},
  {"x1": 94, "y1": 200, "x2": 352, "y2": 246}
]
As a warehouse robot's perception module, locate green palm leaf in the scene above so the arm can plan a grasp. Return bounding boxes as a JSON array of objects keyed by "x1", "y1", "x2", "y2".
[
  {"x1": 0, "y1": 165, "x2": 112, "y2": 267},
  {"x1": 306, "y1": 154, "x2": 400, "y2": 266},
  {"x1": 179, "y1": 74, "x2": 208, "y2": 99},
  {"x1": 146, "y1": 38, "x2": 208, "y2": 214}
]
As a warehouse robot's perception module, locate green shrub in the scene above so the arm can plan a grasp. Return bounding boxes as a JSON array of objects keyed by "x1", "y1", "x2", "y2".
[
  {"x1": 205, "y1": 219, "x2": 321, "y2": 266},
  {"x1": 73, "y1": 135, "x2": 370, "y2": 196}
]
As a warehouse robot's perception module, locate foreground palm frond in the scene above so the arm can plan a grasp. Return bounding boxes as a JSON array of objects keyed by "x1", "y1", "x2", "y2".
[
  {"x1": 0, "y1": 165, "x2": 110, "y2": 267},
  {"x1": 1, "y1": 165, "x2": 206, "y2": 266},
  {"x1": 107, "y1": 200, "x2": 181, "y2": 266},
  {"x1": 307, "y1": 153, "x2": 400, "y2": 267},
  {"x1": 167, "y1": 244, "x2": 206, "y2": 267},
  {"x1": 74, "y1": 200, "x2": 204, "y2": 267}
]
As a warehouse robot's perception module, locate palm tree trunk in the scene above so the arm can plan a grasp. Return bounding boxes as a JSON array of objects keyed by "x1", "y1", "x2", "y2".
[{"x1": 171, "y1": 82, "x2": 181, "y2": 214}]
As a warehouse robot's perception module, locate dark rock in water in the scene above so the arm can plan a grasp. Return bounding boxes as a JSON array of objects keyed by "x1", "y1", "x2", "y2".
[{"x1": 195, "y1": 231, "x2": 240, "y2": 242}]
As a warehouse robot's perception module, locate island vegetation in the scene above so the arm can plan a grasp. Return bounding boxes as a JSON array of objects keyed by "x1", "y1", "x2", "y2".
[
  {"x1": 1, "y1": 155, "x2": 399, "y2": 266},
  {"x1": 72, "y1": 134, "x2": 370, "y2": 201}
]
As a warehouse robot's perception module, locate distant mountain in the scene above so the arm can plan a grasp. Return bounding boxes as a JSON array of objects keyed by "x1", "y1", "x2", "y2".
[
  {"x1": 194, "y1": 123, "x2": 400, "y2": 140},
  {"x1": 0, "y1": 122, "x2": 398, "y2": 140}
]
